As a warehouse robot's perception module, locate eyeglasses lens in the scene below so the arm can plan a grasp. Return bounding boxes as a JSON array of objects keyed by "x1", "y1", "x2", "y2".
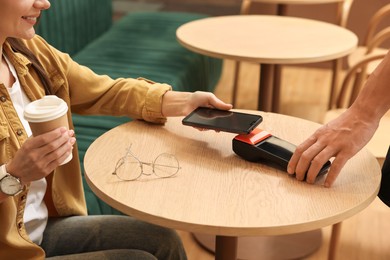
[
  {"x1": 115, "y1": 156, "x2": 142, "y2": 181},
  {"x1": 153, "y1": 153, "x2": 179, "y2": 178}
]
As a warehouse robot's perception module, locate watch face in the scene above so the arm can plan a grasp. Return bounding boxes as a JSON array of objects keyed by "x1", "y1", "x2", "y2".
[{"x1": 0, "y1": 175, "x2": 22, "y2": 195}]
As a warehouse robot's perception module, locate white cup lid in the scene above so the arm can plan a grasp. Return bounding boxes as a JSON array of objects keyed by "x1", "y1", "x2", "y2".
[{"x1": 24, "y1": 95, "x2": 68, "y2": 123}]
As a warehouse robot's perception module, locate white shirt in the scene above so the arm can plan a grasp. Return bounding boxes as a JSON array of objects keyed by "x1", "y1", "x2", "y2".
[{"x1": 4, "y1": 55, "x2": 48, "y2": 245}]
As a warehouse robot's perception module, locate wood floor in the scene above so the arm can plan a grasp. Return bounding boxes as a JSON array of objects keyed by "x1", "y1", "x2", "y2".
[{"x1": 177, "y1": 60, "x2": 390, "y2": 260}]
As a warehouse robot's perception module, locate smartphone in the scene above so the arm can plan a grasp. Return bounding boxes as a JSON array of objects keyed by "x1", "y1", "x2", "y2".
[{"x1": 182, "y1": 108, "x2": 263, "y2": 134}]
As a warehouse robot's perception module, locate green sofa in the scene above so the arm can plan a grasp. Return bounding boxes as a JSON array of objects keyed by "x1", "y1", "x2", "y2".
[{"x1": 36, "y1": 0, "x2": 222, "y2": 215}]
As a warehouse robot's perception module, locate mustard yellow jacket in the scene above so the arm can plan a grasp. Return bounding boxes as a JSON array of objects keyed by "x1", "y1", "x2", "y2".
[{"x1": 0, "y1": 36, "x2": 171, "y2": 259}]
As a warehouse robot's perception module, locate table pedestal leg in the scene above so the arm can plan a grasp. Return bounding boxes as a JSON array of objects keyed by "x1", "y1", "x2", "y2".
[
  {"x1": 273, "y1": 65, "x2": 282, "y2": 113},
  {"x1": 215, "y1": 236, "x2": 238, "y2": 260},
  {"x1": 259, "y1": 64, "x2": 274, "y2": 112},
  {"x1": 328, "y1": 58, "x2": 343, "y2": 109},
  {"x1": 277, "y1": 4, "x2": 288, "y2": 16},
  {"x1": 193, "y1": 229, "x2": 322, "y2": 260},
  {"x1": 328, "y1": 223, "x2": 342, "y2": 260}
]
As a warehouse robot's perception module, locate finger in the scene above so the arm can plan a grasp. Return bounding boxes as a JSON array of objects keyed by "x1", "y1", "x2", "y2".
[
  {"x1": 42, "y1": 133, "x2": 76, "y2": 162},
  {"x1": 287, "y1": 135, "x2": 317, "y2": 175},
  {"x1": 294, "y1": 140, "x2": 328, "y2": 181},
  {"x1": 17, "y1": 128, "x2": 68, "y2": 168},
  {"x1": 201, "y1": 92, "x2": 232, "y2": 110},
  {"x1": 25, "y1": 130, "x2": 72, "y2": 169},
  {"x1": 45, "y1": 137, "x2": 75, "y2": 166},
  {"x1": 210, "y1": 99, "x2": 232, "y2": 110},
  {"x1": 194, "y1": 127, "x2": 220, "y2": 133},
  {"x1": 28, "y1": 127, "x2": 68, "y2": 149},
  {"x1": 323, "y1": 155, "x2": 349, "y2": 187},
  {"x1": 305, "y1": 146, "x2": 334, "y2": 184},
  {"x1": 36, "y1": 137, "x2": 75, "y2": 174}
]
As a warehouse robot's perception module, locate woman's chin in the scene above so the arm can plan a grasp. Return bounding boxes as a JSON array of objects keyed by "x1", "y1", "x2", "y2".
[{"x1": 19, "y1": 28, "x2": 36, "y2": 40}]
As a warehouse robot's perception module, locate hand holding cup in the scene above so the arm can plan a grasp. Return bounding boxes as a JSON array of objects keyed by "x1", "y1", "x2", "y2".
[{"x1": 24, "y1": 95, "x2": 73, "y2": 165}]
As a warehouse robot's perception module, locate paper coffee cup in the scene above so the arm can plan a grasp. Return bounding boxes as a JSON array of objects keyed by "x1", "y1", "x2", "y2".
[{"x1": 24, "y1": 95, "x2": 72, "y2": 165}]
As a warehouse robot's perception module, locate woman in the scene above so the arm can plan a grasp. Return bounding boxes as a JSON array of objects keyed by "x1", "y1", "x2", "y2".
[{"x1": 0, "y1": 0, "x2": 232, "y2": 259}]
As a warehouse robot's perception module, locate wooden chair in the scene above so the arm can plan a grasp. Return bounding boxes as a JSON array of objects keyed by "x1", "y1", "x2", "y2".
[
  {"x1": 323, "y1": 53, "x2": 390, "y2": 165},
  {"x1": 231, "y1": 0, "x2": 354, "y2": 109},
  {"x1": 324, "y1": 52, "x2": 389, "y2": 260},
  {"x1": 347, "y1": 3, "x2": 390, "y2": 84}
]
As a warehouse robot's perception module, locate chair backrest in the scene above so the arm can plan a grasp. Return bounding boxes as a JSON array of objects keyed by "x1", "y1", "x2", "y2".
[
  {"x1": 337, "y1": 0, "x2": 354, "y2": 28},
  {"x1": 365, "y1": 27, "x2": 390, "y2": 54},
  {"x1": 240, "y1": 0, "x2": 252, "y2": 15},
  {"x1": 364, "y1": 3, "x2": 390, "y2": 46},
  {"x1": 239, "y1": 0, "x2": 354, "y2": 28},
  {"x1": 335, "y1": 53, "x2": 387, "y2": 108}
]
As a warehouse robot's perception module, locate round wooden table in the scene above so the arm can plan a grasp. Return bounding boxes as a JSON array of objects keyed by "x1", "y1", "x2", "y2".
[
  {"x1": 243, "y1": 0, "x2": 346, "y2": 15},
  {"x1": 248, "y1": 0, "x2": 344, "y2": 5},
  {"x1": 176, "y1": 15, "x2": 357, "y2": 112},
  {"x1": 84, "y1": 112, "x2": 380, "y2": 260},
  {"x1": 239, "y1": 0, "x2": 353, "y2": 109}
]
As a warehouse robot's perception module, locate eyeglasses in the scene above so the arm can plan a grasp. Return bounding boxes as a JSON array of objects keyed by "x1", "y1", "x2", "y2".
[{"x1": 112, "y1": 144, "x2": 181, "y2": 181}]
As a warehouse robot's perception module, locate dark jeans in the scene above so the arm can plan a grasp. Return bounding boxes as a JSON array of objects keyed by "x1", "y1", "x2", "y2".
[
  {"x1": 378, "y1": 146, "x2": 390, "y2": 207},
  {"x1": 41, "y1": 215, "x2": 187, "y2": 260}
]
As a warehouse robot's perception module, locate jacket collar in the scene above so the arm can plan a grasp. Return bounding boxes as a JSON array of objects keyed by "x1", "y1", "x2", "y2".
[{"x1": 3, "y1": 41, "x2": 32, "y2": 78}]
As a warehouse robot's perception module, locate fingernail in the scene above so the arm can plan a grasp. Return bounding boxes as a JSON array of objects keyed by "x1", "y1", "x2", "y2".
[
  {"x1": 69, "y1": 137, "x2": 76, "y2": 145},
  {"x1": 324, "y1": 182, "x2": 330, "y2": 188},
  {"x1": 68, "y1": 129, "x2": 75, "y2": 136}
]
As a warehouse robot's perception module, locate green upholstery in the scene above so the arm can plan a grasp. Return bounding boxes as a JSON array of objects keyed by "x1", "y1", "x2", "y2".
[
  {"x1": 37, "y1": 0, "x2": 112, "y2": 56},
  {"x1": 73, "y1": 115, "x2": 129, "y2": 215},
  {"x1": 36, "y1": 0, "x2": 223, "y2": 215},
  {"x1": 73, "y1": 11, "x2": 221, "y2": 92}
]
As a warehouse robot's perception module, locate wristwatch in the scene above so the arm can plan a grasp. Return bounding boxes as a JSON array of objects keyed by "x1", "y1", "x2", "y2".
[{"x1": 0, "y1": 164, "x2": 23, "y2": 196}]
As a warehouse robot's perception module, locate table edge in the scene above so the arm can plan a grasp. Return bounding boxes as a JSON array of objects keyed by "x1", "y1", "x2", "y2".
[{"x1": 84, "y1": 115, "x2": 380, "y2": 236}]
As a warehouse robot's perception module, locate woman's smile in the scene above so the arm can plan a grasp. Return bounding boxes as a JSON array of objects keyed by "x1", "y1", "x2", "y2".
[{"x1": 22, "y1": 15, "x2": 38, "y2": 26}]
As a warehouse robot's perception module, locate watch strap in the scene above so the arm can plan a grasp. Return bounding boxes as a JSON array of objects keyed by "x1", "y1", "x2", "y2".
[{"x1": 0, "y1": 164, "x2": 8, "y2": 180}]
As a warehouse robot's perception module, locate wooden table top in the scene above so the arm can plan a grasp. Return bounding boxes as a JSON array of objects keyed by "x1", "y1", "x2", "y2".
[
  {"x1": 176, "y1": 15, "x2": 357, "y2": 64},
  {"x1": 249, "y1": 0, "x2": 344, "y2": 4},
  {"x1": 84, "y1": 111, "x2": 380, "y2": 237}
]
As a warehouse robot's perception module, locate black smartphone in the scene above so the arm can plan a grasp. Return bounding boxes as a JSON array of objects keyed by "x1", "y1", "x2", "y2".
[{"x1": 182, "y1": 108, "x2": 263, "y2": 134}]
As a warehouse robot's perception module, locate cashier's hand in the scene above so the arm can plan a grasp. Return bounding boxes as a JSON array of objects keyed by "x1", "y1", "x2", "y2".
[
  {"x1": 287, "y1": 108, "x2": 378, "y2": 187},
  {"x1": 162, "y1": 91, "x2": 232, "y2": 117}
]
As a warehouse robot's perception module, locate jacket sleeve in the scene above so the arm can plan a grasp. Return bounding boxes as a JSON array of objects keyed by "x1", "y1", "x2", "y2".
[{"x1": 25, "y1": 36, "x2": 172, "y2": 124}]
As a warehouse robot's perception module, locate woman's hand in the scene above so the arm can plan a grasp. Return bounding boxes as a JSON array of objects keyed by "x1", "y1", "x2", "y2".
[
  {"x1": 161, "y1": 91, "x2": 232, "y2": 117},
  {"x1": 6, "y1": 127, "x2": 76, "y2": 185},
  {"x1": 287, "y1": 107, "x2": 379, "y2": 187},
  {"x1": 182, "y1": 91, "x2": 233, "y2": 115}
]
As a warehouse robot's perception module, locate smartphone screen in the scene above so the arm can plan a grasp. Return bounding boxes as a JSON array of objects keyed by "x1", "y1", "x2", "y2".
[{"x1": 182, "y1": 108, "x2": 263, "y2": 134}]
